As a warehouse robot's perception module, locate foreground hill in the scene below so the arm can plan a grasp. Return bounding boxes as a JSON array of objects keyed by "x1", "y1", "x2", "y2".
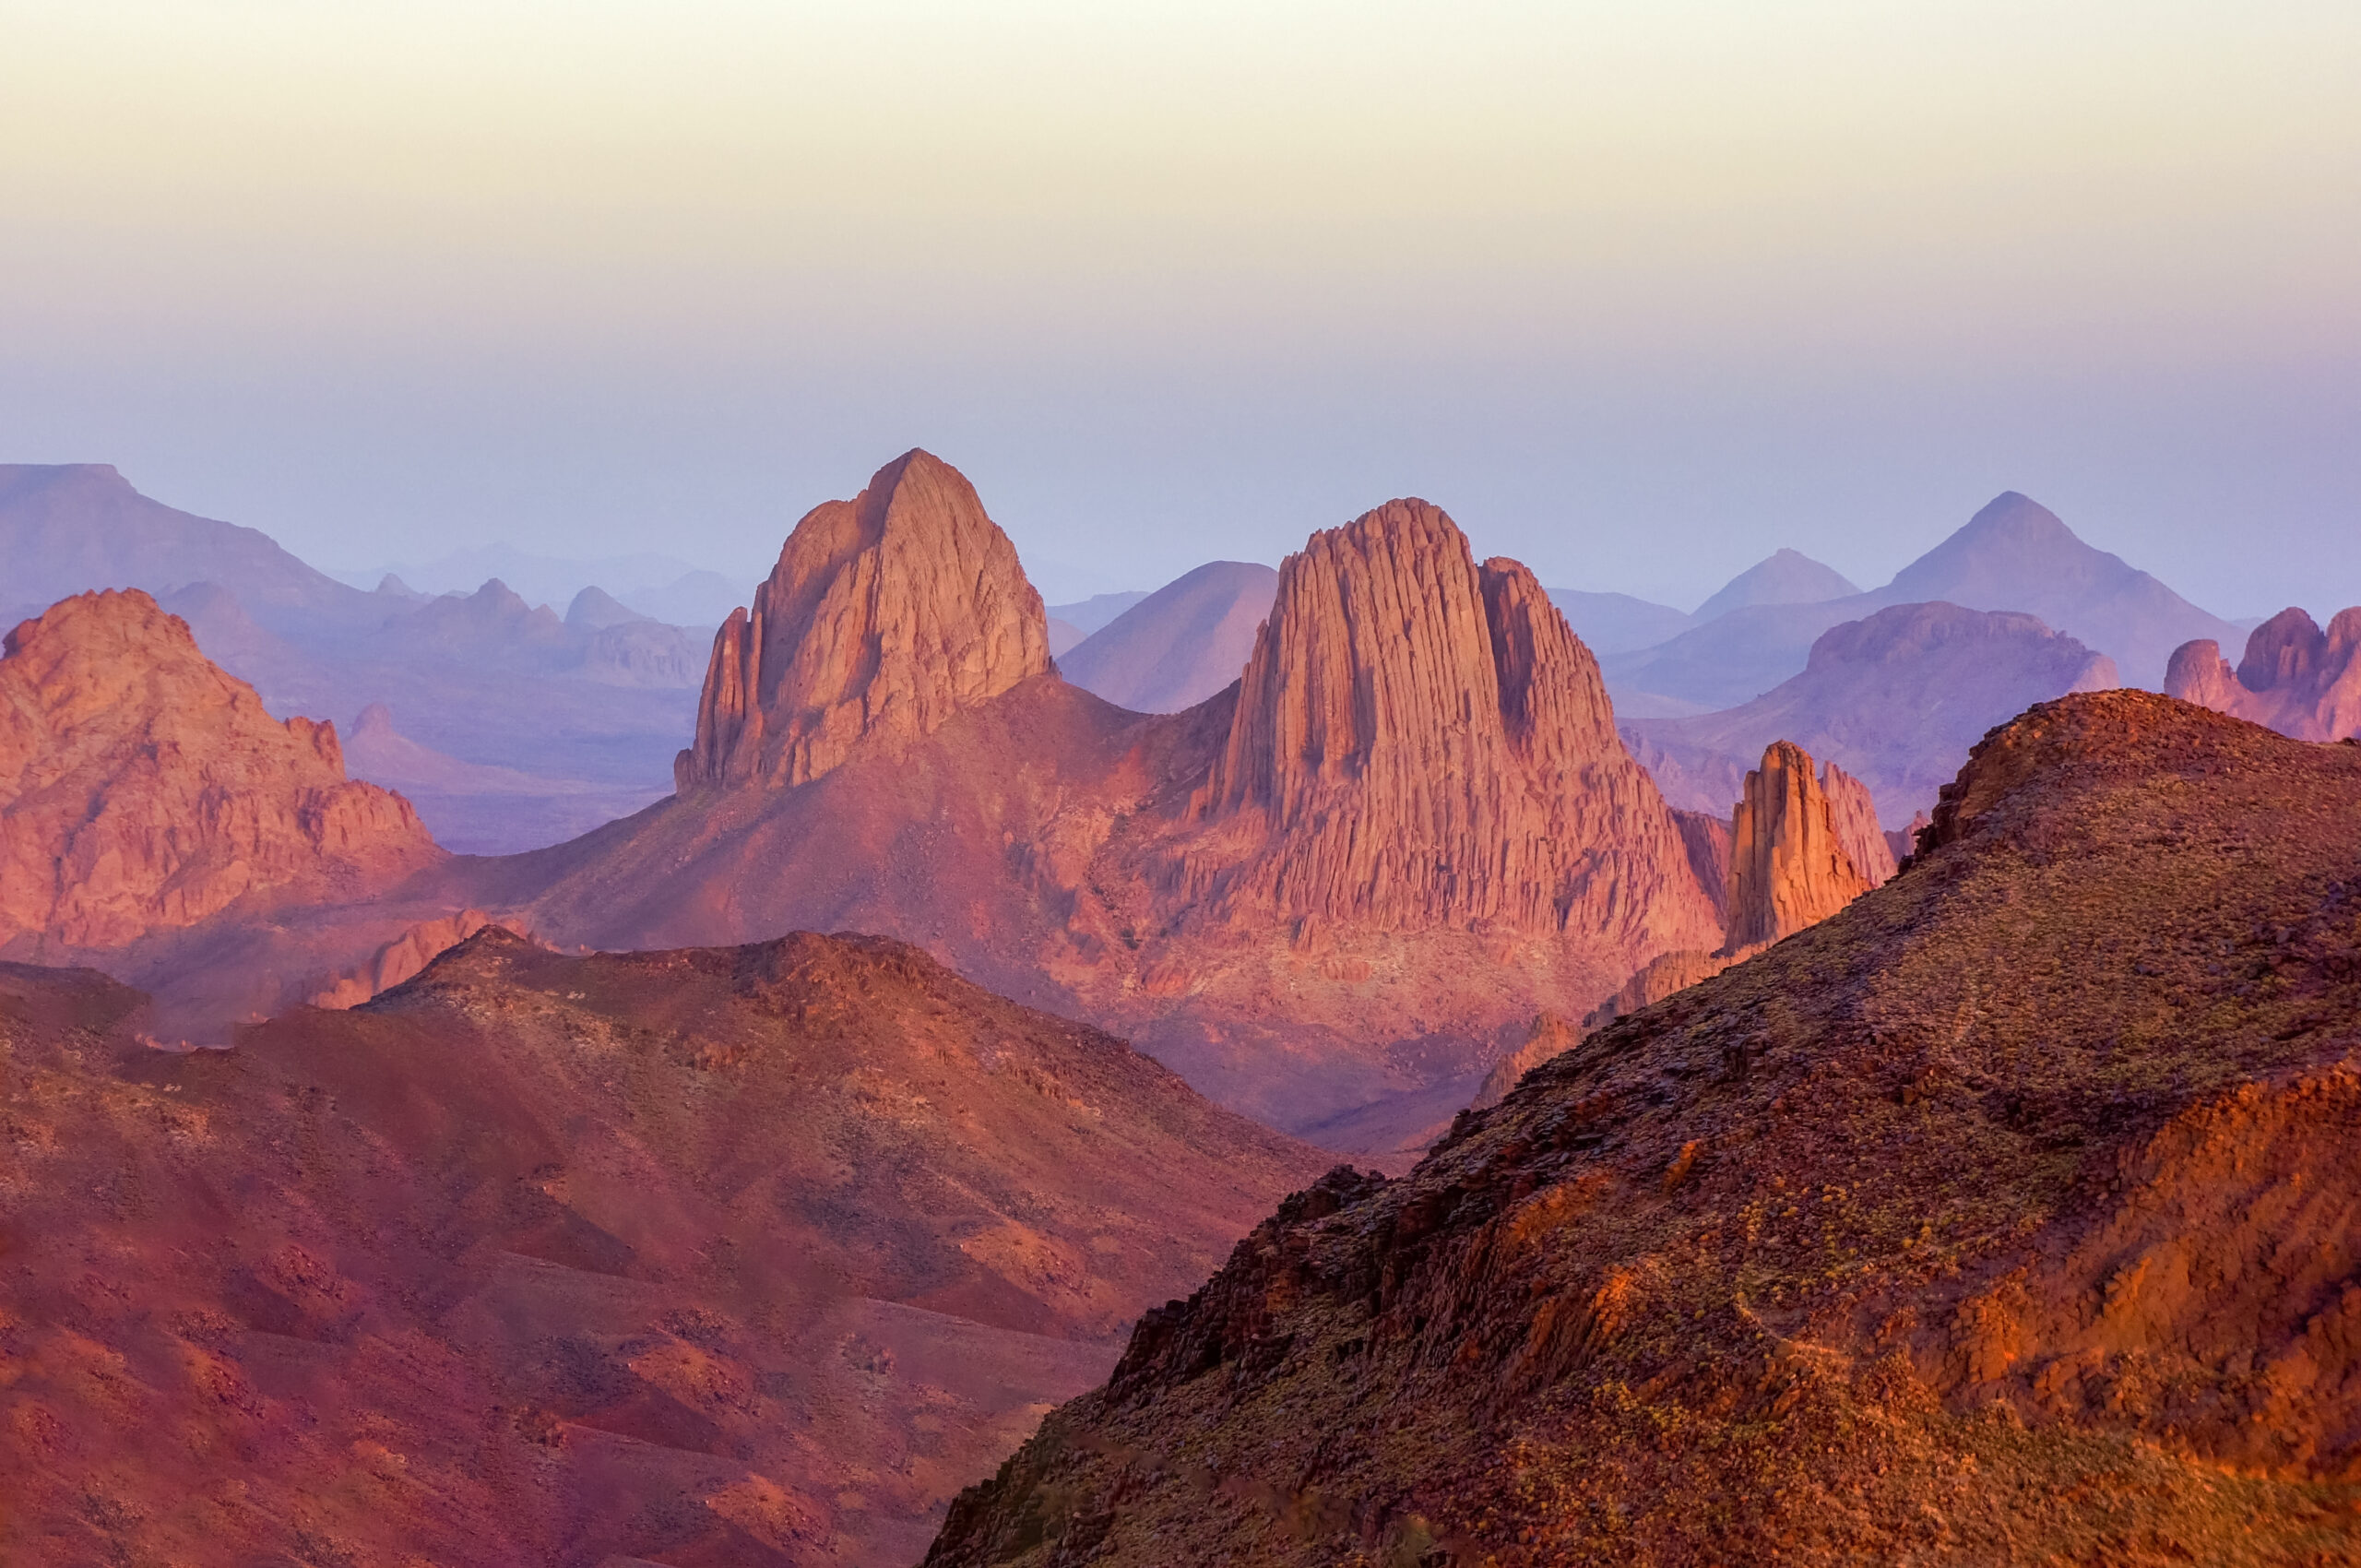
[
  {"x1": 926, "y1": 691, "x2": 2361, "y2": 1566},
  {"x1": 490, "y1": 452, "x2": 1719, "y2": 1155},
  {"x1": 0, "y1": 928, "x2": 1326, "y2": 1567},
  {"x1": 1628, "y1": 601, "x2": 2117, "y2": 825}
]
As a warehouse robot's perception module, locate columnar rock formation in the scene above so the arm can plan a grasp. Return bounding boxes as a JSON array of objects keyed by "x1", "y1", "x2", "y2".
[
  {"x1": 1169, "y1": 500, "x2": 1718, "y2": 950},
  {"x1": 676, "y1": 450, "x2": 1051, "y2": 790},
  {"x1": 2165, "y1": 606, "x2": 2361, "y2": 742},
  {"x1": 0, "y1": 590, "x2": 440, "y2": 951},
  {"x1": 1725, "y1": 740, "x2": 1878, "y2": 949},
  {"x1": 1821, "y1": 758, "x2": 1898, "y2": 885}
]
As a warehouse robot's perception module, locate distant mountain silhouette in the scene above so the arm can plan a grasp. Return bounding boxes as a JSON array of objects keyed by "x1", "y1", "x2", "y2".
[
  {"x1": 0, "y1": 463, "x2": 368, "y2": 634},
  {"x1": 1691, "y1": 546, "x2": 1859, "y2": 621},
  {"x1": 0, "y1": 465, "x2": 703, "y2": 853},
  {"x1": 1626, "y1": 601, "x2": 2118, "y2": 825},
  {"x1": 1604, "y1": 491, "x2": 2237, "y2": 707},
  {"x1": 1058, "y1": 561, "x2": 1275, "y2": 712},
  {"x1": 1047, "y1": 589, "x2": 1150, "y2": 635},
  {"x1": 1545, "y1": 588, "x2": 1696, "y2": 655}
]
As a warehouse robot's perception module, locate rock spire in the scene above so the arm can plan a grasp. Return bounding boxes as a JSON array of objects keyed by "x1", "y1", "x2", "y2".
[
  {"x1": 1173, "y1": 498, "x2": 1719, "y2": 949},
  {"x1": 1724, "y1": 740, "x2": 1877, "y2": 949},
  {"x1": 676, "y1": 450, "x2": 1051, "y2": 790}
]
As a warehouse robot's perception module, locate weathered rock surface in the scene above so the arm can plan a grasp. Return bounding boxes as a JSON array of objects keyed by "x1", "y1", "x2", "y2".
[
  {"x1": 1629, "y1": 600, "x2": 2118, "y2": 826},
  {"x1": 1058, "y1": 561, "x2": 1276, "y2": 713},
  {"x1": 2165, "y1": 606, "x2": 2361, "y2": 742},
  {"x1": 0, "y1": 929, "x2": 1328, "y2": 1567},
  {"x1": 1470, "y1": 741, "x2": 1873, "y2": 1115},
  {"x1": 1724, "y1": 740, "x2": 1875, "y2": 949},
  {"x1": 502, "y1": 480, "x2": 1718, "y2": 1153},
  {"x1": 1170, "y1": 501, "x2": 1716, "y2": 948},
  {"x1": 0, "y1": 590, "x2": 440, "y2": 951},
  {"x1": 1821, "y1": 758, "x2": 1897, "y2": 886},
  {"x1": 924, "y1": 691, "x2": 2361, "y2": 1568},
  {"x1": 677, "y1": 450, "x2": 1050, "y2": 790}
]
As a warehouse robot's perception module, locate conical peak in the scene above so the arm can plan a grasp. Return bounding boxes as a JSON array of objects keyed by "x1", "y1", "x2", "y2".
[
  {"x1": 676, "y1": 450, "x2": 1050, "y2": 791},
  {"x1": 1957, "y1": 491, "x2": 2076, "y2": 550}
]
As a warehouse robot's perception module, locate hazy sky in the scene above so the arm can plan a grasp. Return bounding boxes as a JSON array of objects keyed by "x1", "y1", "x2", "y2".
[{"x1": 4, "y1": 0, "x2": 2356, "y2": 611}]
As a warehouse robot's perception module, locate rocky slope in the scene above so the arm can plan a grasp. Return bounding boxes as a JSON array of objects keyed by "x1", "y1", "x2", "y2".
[
  {"x1": 496, "y1": 476, "x2": 1718, "y2": 1154},
  {"x1": 1629, "y1": 600, "x2": 2118, "y2": 826},
  {"x1": 0, "y1": 929, "x2": 1327, "y2": 1568},
  {"x1": 677, "y1": 450, "x2": 1050, "y2": 790},
  {"x1": 1478, "y1": 741, "x2": 1884, "y2": 1111},
  {"x1": 1057, "y1": 561, "x2": 1276, "y2": 713},
  {"x1": 923, "y1": 691, "x2": 2361, "y2": 1567},
  {"x1": 0, "y1": 590, "x2": 440, "y2": 951},
  {"x1": 2166, "y1": 606, "x2": 2361, "y2": 742}
]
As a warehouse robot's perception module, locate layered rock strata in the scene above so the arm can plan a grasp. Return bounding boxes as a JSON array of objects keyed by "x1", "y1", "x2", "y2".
[
  {"x1": 677, "y1": 450, "x2": 1051, "y2": 789},
  {"x1": 0, "y1": 590, "x2": 439, "y2": 950},
  {"x1": 2165, "y1": 605, "x2": 2361, "y2": 742}
]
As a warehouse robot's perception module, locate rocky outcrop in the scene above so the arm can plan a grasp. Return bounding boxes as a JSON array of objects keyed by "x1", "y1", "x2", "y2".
[
  {"x1": 1467, "y1": 1012, "x2": 1580, "y2": 1111},
  {"x1": 1170, "y1": 500, "x2": 1718, "y2": 948},
  {"x1": 305, "y1": 907, "x2": 533, "y2": 1008},
  {"x1": 505, "y1": 481, "x2": 1721, "y2": 1149},
  {"x1": 1725, "y1": 740, "x2": 1875, "y2": 949},
  {"x1": 1886, "y1": 808, "x2": 1930, "y2": 865},
  {"x1": 0, "y1": 590, "x2": 440, "y2": 951},
  {"x1": 676, "y1": 450, "x2": 1050, "y2": 790},
  {"x1": 2165, "y1": 606, "x2": 2361, "y2": 742}
]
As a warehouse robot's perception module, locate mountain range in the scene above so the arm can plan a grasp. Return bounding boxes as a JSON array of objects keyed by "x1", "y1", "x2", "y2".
[
  {"x1": 4, "y1": 445, "x2": 2358, "y2": 1563},
  {"x1": 1599, "y1": 492, "x2": 2242, "y2": 709}
]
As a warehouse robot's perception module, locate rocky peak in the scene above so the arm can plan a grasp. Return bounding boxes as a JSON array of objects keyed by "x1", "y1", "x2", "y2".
[
  {"x1": 2165, "y1": 607, "x2": 2361, "y2": 743},
  {"x1": 1724, "y1": 739, "x2": 1875, "y2": 949},
  {"x1": 0, "y1": 589, "x2": 439, "y2": 949},
  {"x1": 2237, "y1": 606, "x2": 2333, "y2": 693},
  {"x1": 1180, "y1": 498, "x2": 1718, "y2": 947},
  {"x1": 676, "y1": 450, "x2": 1050, "y2": 790}
]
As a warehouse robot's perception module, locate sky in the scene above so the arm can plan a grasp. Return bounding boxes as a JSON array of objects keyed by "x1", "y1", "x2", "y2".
[{"x1": 3, "y1": 0, "x2": 2356, "y2": 612}]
